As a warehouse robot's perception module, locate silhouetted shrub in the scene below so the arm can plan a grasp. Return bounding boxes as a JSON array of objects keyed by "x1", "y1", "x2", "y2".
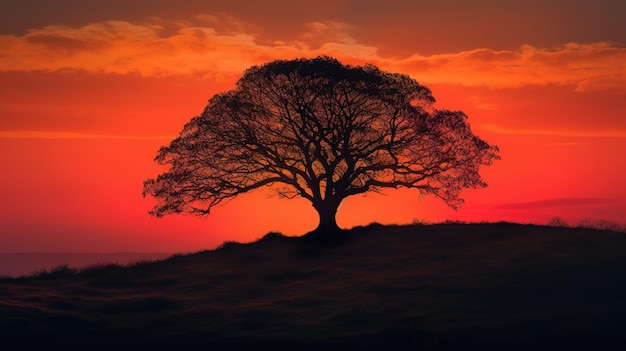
[
  {"x1": 411, "y1": 217, "x2": 430, "y2": 225},
  {"x1": 547, "y1": 217, "x2": 569, "y2": 228},
  {"x1": 31, "y1": 264, "x2": 77, "y2": 279},
  {"x1": 577, "y1": 218, "x2": 626, "y2": 232}
]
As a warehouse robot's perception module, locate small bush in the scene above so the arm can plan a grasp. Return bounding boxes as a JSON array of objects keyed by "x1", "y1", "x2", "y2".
[
  {"x1": 31, "y1": 264, "x2": 77, "y2": 279},
  {"x1": 547, "y1": 217, "x2": 569, "y2": 228},
  {"x1": 411, "y1": 217, "x2": 429, "y2": 225},
  {"x1": 577, "y1": 218, "x2": 626, "y2": 232}
]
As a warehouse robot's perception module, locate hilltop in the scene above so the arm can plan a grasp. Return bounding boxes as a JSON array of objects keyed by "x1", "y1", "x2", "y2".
[{"x1": 1, "y1": 223, "x2": 625, "y2": 350}]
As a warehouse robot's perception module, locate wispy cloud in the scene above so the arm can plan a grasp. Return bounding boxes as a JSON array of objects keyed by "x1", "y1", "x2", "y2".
[
  {"x1": 481, "y1": 124, "x2": 626, "y2": 138},
  {"x1": 0, "y1": 130, "x2": 175, "y2": 140},
  {"x1": 1, "y1": 17, "x2": 624, "y2": 91},
  {"x1": 493, "y1": 198, "x2": 615, "y2": 211},
  {"x1": 386, "y1": 42, "x2": 626, "y2": 91}
]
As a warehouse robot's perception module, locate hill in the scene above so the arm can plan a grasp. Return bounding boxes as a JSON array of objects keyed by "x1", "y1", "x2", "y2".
[
  {"x1": 0, "y1": 252, "x2": 173, "y2": 278},
  {"x1": 1, "y1": 223, "x2": 625, "y2": 350}
]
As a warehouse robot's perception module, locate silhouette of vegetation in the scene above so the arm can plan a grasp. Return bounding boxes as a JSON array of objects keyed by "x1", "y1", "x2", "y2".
[
  {"x1": 548, "y1": 216, "x2": 570, "y2": 228},
  {"x1": 548, "y1": 216, "x2": 626, "y2": 232},
  {"x1": 143, "y1": 57, "x2": 500, "y2": 234},
  {"x1": 30, "y1": 264, "x2": 77, "y2": 279}
]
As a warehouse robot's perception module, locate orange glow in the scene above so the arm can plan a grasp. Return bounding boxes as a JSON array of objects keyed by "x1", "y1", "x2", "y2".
[
  {"x1": 1, "y1": 5, "x2": 625, "y2": 253},
  {"x1": 2, "y1": 19, "x2": 624, "y2": 90}
]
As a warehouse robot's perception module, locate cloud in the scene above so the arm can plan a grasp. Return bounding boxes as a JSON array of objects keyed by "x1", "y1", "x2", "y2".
[
  {"x1": 493, "y1": 198, "x2": 615, "y2": 211},
  {"x1": 1, "y1": 17, "x2": 624, "y2": 91},
  {"x1": 387, "y1": 42, "x2": 626, "y2": 91},
  {"x1": 480, "y1": 124, "x2": 626, "y2": 138},
  {"x1": 0, "y1": 130, "x2": 174, "y2": 140}
]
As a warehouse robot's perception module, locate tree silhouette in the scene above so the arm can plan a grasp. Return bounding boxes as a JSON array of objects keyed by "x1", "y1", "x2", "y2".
[{"x1": 143, "y1": 57, "x2": 500, "y2": 234}]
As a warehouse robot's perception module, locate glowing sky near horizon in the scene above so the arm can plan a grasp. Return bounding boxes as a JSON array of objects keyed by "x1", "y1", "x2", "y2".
[{"x1": 1, "y1": 0, "x2": 625, "y2": 253}]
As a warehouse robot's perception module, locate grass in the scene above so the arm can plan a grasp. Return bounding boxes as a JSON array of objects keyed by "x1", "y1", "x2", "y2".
[{"x1": 1, "y1": 222, "x2": 625, "y2": 350}]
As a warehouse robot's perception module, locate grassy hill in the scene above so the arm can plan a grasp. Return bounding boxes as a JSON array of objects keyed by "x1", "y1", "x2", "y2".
[{"x1": 1, "y1": 223, "x2": 625, "y2": 350}]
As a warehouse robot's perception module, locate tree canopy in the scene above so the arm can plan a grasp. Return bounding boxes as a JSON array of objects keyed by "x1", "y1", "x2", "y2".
[{"x1": 143, "y1": 56, "x2": 500, "y2": 233}]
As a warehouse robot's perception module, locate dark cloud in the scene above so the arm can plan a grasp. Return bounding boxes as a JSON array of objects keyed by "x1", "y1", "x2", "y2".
[
  {"x1": 493, "y1": 198, "x2": 616, "y2": 211},
  {"x1": 2, "y1": 0, "x2": 625, "y2": 55}
]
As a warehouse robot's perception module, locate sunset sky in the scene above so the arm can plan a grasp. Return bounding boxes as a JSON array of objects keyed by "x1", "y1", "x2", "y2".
[{"x1": 1, "y1": 0, "x2": 625, "y2": 253}]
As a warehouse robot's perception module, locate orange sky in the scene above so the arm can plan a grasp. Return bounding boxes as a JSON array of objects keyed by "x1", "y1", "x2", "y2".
[{"x1": 1, "y1": 0, "x2": 625, "y2": 253}]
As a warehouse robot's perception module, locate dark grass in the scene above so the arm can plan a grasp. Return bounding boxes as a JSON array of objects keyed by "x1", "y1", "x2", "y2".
[
  {"x1": 1, "y1": 223, "x2": 625, "y2": 350},
  {"x1": 0, "y1": 252, "x2": 173, "y2": 278}
]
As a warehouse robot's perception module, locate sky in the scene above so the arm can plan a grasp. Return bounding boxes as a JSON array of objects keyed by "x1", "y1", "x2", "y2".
[{"x1": 1, "y1": 0, "x2": 625, "y2": 253}]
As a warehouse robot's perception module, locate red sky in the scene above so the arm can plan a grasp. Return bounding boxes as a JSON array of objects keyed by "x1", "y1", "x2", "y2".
[{"x1": 1, "y1": 0, "x2": 625, "y2": 253}]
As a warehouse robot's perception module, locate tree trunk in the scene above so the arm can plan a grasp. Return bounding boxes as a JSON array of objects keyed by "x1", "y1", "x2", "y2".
[{"x1": 312, "y1": 199, "x2": 341, "y2": 235}]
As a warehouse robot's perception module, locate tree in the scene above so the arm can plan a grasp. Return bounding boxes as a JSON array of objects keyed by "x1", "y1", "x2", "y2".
[{"x1": 143, "y1": 56, "x2": 500, "y2": 234}]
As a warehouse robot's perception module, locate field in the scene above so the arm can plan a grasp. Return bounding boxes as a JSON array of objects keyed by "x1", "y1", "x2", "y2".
[{"x1": 1, "y1": 223, "x2": 625, "y2": 350}]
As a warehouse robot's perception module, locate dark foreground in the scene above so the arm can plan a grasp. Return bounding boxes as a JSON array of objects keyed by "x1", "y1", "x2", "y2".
[{"x1": 1, "y1": 223, "x2": 625, "y2": 350}]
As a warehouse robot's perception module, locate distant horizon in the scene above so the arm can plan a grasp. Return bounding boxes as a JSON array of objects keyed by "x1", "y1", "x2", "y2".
[
  {"x1": 0, "y1": 252, "x2": 175, "y2": 278},
  {"x1": 2, "y1": 216, "x2": 625, "y2": 255},
  {"x1": 2, "y1": 219, "x2": 625, "y2": 278},
  {"x1": 3, "y1": 215, "x2": 626, "y2": 253}
]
